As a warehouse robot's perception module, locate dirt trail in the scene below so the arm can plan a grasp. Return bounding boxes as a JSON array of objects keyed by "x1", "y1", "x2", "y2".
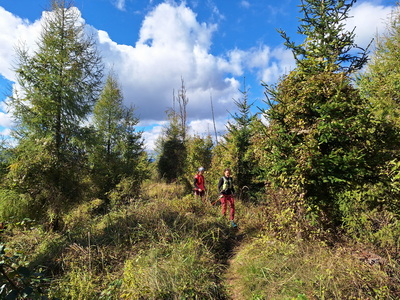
[{"x1": 220, "y1": 228, "x2": 245, "y2": 300}]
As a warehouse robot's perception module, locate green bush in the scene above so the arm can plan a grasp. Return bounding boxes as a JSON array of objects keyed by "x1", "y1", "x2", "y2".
[
  {"x1": 338, "y1": 187, "x2": 400, "y2": 252},
  {"x1": 0, "y1": 243, "x2": 51, "y2": 299},
  {"x1": 0, "y1": 189, "x2": 33, "y2": 221},
  {"x1": 108, "y1": 177, "x2": 143, "y2": 207}
]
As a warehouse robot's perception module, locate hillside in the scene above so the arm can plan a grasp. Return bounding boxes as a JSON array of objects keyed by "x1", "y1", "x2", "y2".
[{"x1": 1, "y1": 181, "x2": 399, "y2": 299}]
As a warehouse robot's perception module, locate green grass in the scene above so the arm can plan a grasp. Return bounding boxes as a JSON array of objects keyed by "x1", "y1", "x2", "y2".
[
  {"x1": 121, "y1": 238, "x2": 223, "y2": 299},
  {"x1": 226, "y1": 234, "x2": 399, "y2": 299},
  {"x1": 1, "y1": 181, "x2": 400, "y2": 299}
]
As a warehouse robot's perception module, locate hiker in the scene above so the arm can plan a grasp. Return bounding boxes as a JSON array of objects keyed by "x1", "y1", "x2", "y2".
[
  {"x1": 218, "y1": 168, "x2": 237, "y2": 227},
  {"x1": 194, "y1": 167, "x2": 207, "y2": 203}
]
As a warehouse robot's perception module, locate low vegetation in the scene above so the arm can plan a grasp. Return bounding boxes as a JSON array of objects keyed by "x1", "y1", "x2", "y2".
[{"x1": 1, "y1": 181, "x2": 400, "y2": 299}]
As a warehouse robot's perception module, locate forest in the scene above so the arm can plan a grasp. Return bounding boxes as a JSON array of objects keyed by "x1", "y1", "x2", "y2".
[{"x1": 1, "y1": 0, "x2": 400, "y2": 299}]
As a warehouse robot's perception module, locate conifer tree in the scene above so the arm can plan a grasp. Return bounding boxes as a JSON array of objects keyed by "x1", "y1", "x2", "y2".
[
  {"x1": 356, "y1": 3, "x2": 400, "y2": 211},
  {"x1": 93, "y1": 74, "x2": 124, "y2": 161},
  {"x1": 357, "y1": 4, "x2": 400, "y2": 126},
  {"x1": 279, "y1": 0, "x2": 368, "y2": 74},
  {"x1": 262, "y1": 0, "x2": 376, "y2": 216},
  {"x1": 91, "y1": 73, "x2": 147, "y2": 197},
  {"x1": 8, "y1": 0, "x2": 103, "y2": 214},
  {"x1": 185, "y1": 134, "x2": 213, "y2": 178},
  {"x1": 89, "y1": 74, "x2": 123, "y2": 193},
  {"x1": 181, "y1": 133, "x2": 213, "y2": 199},
  {"x1": 224, "y1": 79, "x2": 259, "y2": 200},
  {"x1": 156, "y1": 110, "x2": 186, "y2": 183},
  {"x1": 156, "y1": 80, "x2": 189, "y2": 183},
  {"x1": 118, "y1": 106, "x2": 147, "y2": 179},
  {"x1": 0, "y1": 138, "x2": 10, "y2": 180}
]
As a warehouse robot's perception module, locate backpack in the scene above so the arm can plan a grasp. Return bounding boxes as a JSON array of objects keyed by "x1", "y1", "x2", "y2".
[{"x1": 221, "y1": 176, "x2": 233, "y2": 193}]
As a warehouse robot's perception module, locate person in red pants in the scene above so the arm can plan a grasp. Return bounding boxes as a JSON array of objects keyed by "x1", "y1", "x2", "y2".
[{"x1": 218, "y1": 168, "x2": 237, "y2": 227}]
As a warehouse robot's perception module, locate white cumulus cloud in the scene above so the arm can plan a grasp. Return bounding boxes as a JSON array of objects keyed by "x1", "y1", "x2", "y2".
[
  {"x1": 95, "y1": 2, "x2": 243, "y2": 122},
  {"x1": 348, "y1": 2, "x2": 393, "y2": 48},
  {"x1": 0, "y1": 7, "x2": 42, "y2": 81}
]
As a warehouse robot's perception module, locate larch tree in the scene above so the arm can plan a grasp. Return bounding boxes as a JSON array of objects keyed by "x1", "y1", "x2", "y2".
[
  {"x1": 91, "y1": 73, "x2": 148, "y2": 201},
  {"x1": 91, "y1": 73, "x2": 124, "y2": 196},
  {"x1": 185, "y1": 134, "x2": 213, "y2": 188},
  {"x1": 357, "y1": 3, "x2": 400, "y2": 213},
  {"x1": 357, "y1": 4, "x2": 400, "y2": 125},
  {"x1": 185, "y1": 134, "x2": 213, "y2": 173},
  {"x1": 7, "y1": 0, "x2": 103, "y2": 216}
]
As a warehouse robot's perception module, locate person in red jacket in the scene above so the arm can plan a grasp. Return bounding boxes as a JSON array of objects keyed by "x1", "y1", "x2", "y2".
[{"x1": 194, "y1": 167, "x2": 206, "y2": 203}]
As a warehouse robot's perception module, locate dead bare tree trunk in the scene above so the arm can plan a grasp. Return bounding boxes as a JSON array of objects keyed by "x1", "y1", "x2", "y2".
[
  {"x1": 210, "y1": 92, "x2": 218, "y2": 145},
  {"x1": 177, "y1": 76, "x2": 189, "y2": 141}
]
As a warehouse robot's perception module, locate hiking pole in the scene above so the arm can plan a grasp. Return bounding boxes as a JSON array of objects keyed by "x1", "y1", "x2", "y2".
[{"x1": 211, "y1": 195, "x2": 222, "y2": 206}]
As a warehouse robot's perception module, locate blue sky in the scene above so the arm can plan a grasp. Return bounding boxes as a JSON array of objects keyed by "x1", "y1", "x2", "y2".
[{"x1": 0, "y1": 0, "x2": 396, "y2": 150}]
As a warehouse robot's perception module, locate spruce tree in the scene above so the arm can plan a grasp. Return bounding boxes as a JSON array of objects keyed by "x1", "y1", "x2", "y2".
[
  {"x1": 156, "y1": 110, "x2": 186, "y2": 183},
  {"x1": 156, "y1": 80, "x2": 189, "y2": 183},
  {"x1": 8, "y1": 0, "x2": 103, "y2": 215},
  {"x1": 279, "y1": 0, "x2": 368, "y2": 74},
  {"x1": 224, "y1": 79, "x2": 259, "y2": 200},
  {"x1": 118, "y1": 106, "x2": 147, "y2": 179},
  {"x1": 263, "y1": 0, "x2": 375, "y2": 218}
]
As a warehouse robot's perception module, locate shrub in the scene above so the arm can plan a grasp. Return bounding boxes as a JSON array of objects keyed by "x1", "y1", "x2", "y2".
[
  {"x1": 62, "y1": 198, "x2": 104, "y2": 233},
  {"x1": 338, "y1": 187, "x2": 400, "y2": 253},
  {"x1": 0, "y1": 243, "x2": 51, "y2": 299},
  {"x1": 0, "y1": 189, "x2": 33, "y2": 221}
]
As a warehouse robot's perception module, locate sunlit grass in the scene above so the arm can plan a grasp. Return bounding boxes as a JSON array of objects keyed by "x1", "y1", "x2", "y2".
[
  {"x1": 226, "y1": 234, "x2": 397, "y2": 299},
  {"x1": 2, "y1": 181, "x2": 400, "y2": 299},
  {"x1": 121, "y1": 238, "x2": 224, "y2": 299}
]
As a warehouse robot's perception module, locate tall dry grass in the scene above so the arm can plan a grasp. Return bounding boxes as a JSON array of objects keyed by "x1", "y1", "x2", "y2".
[{"x1": 3, "y1": 181, "x2": 400, "y2": 299}]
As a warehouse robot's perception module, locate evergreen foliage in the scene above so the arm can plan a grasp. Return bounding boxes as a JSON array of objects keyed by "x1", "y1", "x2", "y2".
[
  {"x1": 156, "y1": 80, "x2": 189, "y2": 183},
  {"x1": 91, "y1": 73, "x2": 148, "y2": 200},
  {"x1": 156, "y1": 110, "x2": 187, "y2": 183},
  {"x1": 224, "y1": 79, "x2": 260, "y2": 200},
  {"x1": 7, "y1": 0, "x2": 103, "y2": 217},
  {"x1": 279, "y1": 0, "x2": 368, "y2": 74},
  {"x1": 262, "y1": 0, "x2": 378, "y2": 220},
  {"x1": 185, "y1": 134, "x2": 213, "y2": 173},
  {"x1": 91, "y1": 73, "x2": 125, "y2": 195},
  {"x1": 355, "y1": 3, "x2": 400, "y2": 214},
  {"x1": 0, "y1": 138, "x2": 10, "y2": 179},
  {"x1": 357, "y1": 4, "x2": 400, "y2": 126},
  {"x1": 1, "y1": 0, "x2": 400, "y2": 297}
]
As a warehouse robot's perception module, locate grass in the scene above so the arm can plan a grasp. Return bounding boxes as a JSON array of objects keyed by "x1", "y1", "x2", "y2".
[
  {"x1": 226, "y1": 235, "x2": 399, "y2": 299},
  {"x1": 1, "y1": 181, "x2": 400, "y2": 299},
  {"x1": 121, "y1": 238, "x2": 223, "y2": 299},
  {"x1": 1, "y1": 182, "x2": 234, "y2": 298}
]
